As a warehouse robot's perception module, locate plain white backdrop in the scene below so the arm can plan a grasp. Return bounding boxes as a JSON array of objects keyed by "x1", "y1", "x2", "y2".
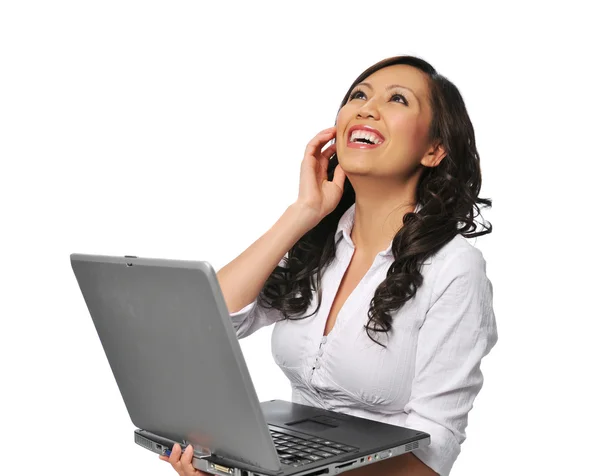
[{"x1": 1, "y1": 1, "x2": 598, "y2": 475}]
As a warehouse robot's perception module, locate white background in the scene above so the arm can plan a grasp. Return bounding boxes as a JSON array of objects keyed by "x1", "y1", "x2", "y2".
[{"x1": 1, "y1": 1, "x2": 598, "y2": 475}]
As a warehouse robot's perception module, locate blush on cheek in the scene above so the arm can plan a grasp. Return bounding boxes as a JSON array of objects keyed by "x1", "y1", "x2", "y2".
[
  {"x1": 335, "y1": 108, "x2": 352, "y2": 141},
  {"x1": 398, "y1": 119, "x2": 426, "y2": 154},
  {"x1": 413, "y1": 117, "x2": 431, "y2": 145}
]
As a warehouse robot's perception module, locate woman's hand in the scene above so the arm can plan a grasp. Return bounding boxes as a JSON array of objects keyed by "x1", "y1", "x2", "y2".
[
  {"x1": 295, "y1": 126, "x2": 346, "y2": 222},
  {"x1": 158, "y1": 443, "x2": 210, "y2": 475}
]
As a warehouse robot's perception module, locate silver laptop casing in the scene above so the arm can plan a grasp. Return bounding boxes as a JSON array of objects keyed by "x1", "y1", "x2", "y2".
[{"x1": 71, "y1": 254, "x2": 430, "y2": 476}]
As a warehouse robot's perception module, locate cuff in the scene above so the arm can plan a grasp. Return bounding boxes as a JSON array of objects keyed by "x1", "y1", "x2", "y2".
[
  {"x1": 229, "y1": 300, "x2": 257, "y2": 338},
  {"x1": 404, "y1": 414, "x2": 460, "y2": 476}
]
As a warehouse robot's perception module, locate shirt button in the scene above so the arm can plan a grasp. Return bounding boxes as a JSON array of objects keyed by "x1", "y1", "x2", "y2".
[
  {"x1": 321, "y1": 336, "x2": 327, "y2": 344},
  {"x1": 315, "y1": 362, "x2": 321, "y2": 369}
]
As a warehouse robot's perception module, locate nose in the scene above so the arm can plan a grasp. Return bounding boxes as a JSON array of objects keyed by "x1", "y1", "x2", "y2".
[{"x1": 356, "y1": 99, "x2": 380, "y2": 120}]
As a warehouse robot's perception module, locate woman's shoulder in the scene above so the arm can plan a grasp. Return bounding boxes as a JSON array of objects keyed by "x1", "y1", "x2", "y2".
[{"x1": 428, "y1": 234, "x2": 488, "y2": 275}]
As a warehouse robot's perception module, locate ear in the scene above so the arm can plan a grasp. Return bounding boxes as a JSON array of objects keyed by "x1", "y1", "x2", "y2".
[{"x1": 420, "y1": 142, "x2": 447, "y2": 168}]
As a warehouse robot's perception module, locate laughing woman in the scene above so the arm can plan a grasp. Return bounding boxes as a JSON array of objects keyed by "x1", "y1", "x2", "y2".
[{"x1": 162, "y1": 55, "x2": 498, "y2": 476}]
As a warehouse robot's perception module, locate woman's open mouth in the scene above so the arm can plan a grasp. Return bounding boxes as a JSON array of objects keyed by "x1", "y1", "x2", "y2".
[{"x1": 346, "y1": 126, "x2": 385, "y2": 149}]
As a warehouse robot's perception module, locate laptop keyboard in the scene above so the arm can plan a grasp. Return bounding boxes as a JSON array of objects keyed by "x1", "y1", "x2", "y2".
[{"x1": 269, "y1": 429, "x2": 358, "y2": 467}]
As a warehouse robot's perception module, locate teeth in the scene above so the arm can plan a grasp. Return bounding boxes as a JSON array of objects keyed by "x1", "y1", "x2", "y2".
[{"x1": 350, "y1": 129, "x2": 383, "y2": 144}]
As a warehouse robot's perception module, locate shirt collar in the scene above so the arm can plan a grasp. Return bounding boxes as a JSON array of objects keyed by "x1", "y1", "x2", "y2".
[{"x1": 335, "y1": 201, "x2": 423, "y2": 258}]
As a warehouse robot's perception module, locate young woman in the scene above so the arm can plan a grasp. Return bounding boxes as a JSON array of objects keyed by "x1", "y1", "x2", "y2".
[{"x1": 161, "y1": 55, "x2": 498, "y2": 476}]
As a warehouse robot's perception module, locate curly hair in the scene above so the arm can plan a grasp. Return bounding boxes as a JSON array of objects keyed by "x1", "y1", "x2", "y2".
[{"x1": 257, "y1": 55, "x2": 492, "y2": 348}]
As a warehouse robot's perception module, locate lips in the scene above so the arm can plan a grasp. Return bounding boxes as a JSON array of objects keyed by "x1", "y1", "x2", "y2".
[{"x1": 346, "y1": 125, "x2": 385, "y2": 149}]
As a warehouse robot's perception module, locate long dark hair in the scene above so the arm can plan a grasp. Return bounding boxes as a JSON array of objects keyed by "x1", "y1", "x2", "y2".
[{"x1": 257, "y1": 55, "x2": 492, "y2": 348}]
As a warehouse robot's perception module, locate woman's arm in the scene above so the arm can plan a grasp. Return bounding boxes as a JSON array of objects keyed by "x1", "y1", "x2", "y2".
[
  {"x1": 398, "y1": 247, "x2": 497, "y2": 475},
  {"x1": 349, "y1": 247, "x2": 498, "y2": 476},
  {"x1": 216, "y1": 203, "x2": 316, "y2": 314}
]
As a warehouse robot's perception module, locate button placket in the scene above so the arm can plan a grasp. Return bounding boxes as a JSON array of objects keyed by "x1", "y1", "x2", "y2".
[
  {"x1": 308, "y1": 336, "x2": 331, "y2": 409},
  {"x1": 311, "y1": 336, "x2": 328, "y2": 375}
]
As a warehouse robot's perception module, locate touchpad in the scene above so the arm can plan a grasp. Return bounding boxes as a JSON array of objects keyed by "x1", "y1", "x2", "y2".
[{"x1": 287, "y1": 416, "x2": 340, "y2": 432}]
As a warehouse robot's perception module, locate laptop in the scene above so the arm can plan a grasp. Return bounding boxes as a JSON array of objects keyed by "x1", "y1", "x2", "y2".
[{"x1": 70, "y1": 253, "x2": 430, "y2": 476}]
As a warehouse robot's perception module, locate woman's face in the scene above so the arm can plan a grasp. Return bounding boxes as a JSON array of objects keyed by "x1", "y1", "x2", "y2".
[{"x1": 335, "y1": 64, "x2": 434, "y2": 180}]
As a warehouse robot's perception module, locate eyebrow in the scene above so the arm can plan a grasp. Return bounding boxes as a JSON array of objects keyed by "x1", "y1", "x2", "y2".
[{"x1": 354, "y1": 81, "x2": 419, "y2": 104}]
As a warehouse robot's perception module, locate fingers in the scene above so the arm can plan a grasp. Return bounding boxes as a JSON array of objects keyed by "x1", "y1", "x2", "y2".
[
  {"x1": 180, "y1": 444, "x2": 197, "y2": 472},
  {"x1": 331, "y1": 163, "x2": 347, "y2": 190},
  {"x1": 169, "y1": 442, "x2": 183, "y2": 464},
  {"x1": 320, "y1": 141, "x2": 337, "y2": 160},
  {"x1": 317, "y1": 126, "x2": 337, "y2": 135},
  {"x1": 161, "y1": 443, "x2": 184, "y2": 475},
  {"x1": 315, "y1": 142, "x2": 337, "y2": 178},
  {"x1": 295, "y1": 126, "x2": 343, "y2": 222},
  {"x1": 158, "y1": 443, "x2": 205, "y2": 475},
  {"x1": 304, "y1": 127, "x2": 337, "y2": 159}
]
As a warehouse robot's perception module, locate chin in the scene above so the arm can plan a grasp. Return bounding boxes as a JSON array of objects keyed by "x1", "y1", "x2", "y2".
[
  {"x1": 339, "y1": 150, "x2": 379, "y2": 166},
  {"x1": 337, "y1": 161, "x2": 374, "y2": 177}
]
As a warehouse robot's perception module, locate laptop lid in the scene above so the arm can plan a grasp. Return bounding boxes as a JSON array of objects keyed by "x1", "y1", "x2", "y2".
[{"x1": 70, "y1": 253, "x2": 282, "y2": 473}]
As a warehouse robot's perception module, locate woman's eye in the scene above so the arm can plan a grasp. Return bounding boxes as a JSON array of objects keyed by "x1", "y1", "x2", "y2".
[
  {"x1": 390, "y1": 93, "x2": 408, "y2": 105},
  {"x1": 349, "y1": 90, "x2": 408, "y2": 105},
  {"x1": 349, "y1": 90, "x2": 366, "y2": 100}
]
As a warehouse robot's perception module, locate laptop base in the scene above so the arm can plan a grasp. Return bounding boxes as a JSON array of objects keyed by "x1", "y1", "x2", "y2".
[{"x1": 135, "y1": 428, "x2": 431, "y2": 476}]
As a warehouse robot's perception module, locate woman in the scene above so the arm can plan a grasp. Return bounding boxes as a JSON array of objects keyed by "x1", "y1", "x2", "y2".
[{"x1": 161, "y1": 55, "x2": 498, "y2": 476}]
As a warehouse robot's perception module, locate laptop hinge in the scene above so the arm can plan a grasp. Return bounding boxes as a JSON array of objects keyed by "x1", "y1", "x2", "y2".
[{"x1": 181, "y1": 438, "x2": 212, "y2": 459}]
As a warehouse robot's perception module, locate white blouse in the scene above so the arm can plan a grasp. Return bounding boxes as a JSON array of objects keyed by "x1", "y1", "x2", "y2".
[{"x1": 230, "y1": 203, "x2": 498, "y2": 476}]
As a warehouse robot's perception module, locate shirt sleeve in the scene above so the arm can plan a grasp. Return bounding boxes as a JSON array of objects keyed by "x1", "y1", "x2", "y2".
[
  {"x1": 403, "y1": 247, "x2": 498, "y2": 476},
  {"x1": 229, "y1": 253, "x2": 288, "y2": 339}
]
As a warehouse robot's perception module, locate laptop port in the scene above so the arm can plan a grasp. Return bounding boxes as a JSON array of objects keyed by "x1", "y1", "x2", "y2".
[
  {"x1": 209, "y1": 462, "x2": 234, "y2": 475},
  {"x1": 335, "y1": 460, "x2": 356, "y2": 469},
  {"x1": 301, "y1": 470, "x2": 328, "y2": 476}
]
